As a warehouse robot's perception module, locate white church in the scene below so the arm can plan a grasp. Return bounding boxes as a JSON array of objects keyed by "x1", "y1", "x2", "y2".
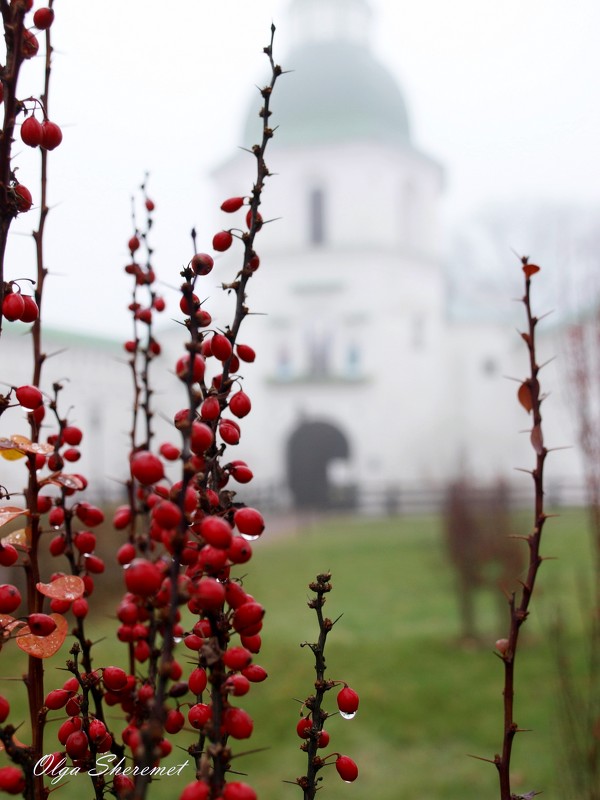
[{"x1": 0, "y1": 0, "x2": 582, "y2": 512}]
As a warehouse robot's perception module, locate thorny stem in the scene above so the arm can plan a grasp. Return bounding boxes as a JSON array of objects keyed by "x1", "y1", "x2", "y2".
[
  {"x1": 22, "y1": 8, "x2": 55, "y2": 798},
  {"x1": 298, "y1": 572, "x2": 334, "y2": 800},
  {"x1": 495, "y1": 260, "x2": 549, "y2": 800},
  {"x1": 0, "y1": 0, "x2": 27, "y2": 337}
]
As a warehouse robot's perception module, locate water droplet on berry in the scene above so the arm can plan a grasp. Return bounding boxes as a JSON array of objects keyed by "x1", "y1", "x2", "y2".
[
  {"x1": 339, "y1": 710, "x2": 356, "y2": 720},
  {"x1": 240, "y1": 532, "x2": 261, "y2": 541}
]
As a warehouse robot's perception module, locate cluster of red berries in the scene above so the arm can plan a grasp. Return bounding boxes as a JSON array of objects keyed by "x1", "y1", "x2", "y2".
[
  {"x1": 20, "y1": 114, "x2": 63, "y2": 150},
  {"x1": 101, "y1": 192, "x2": 271, "y2": 798},
  {"x1": 210, "y1": 196, "x2": 261, "y2": 271},
  {"x1": 1, "y1": 286, "x2": 39, "y2": 323},
  {"x1": 296, "y1": 684, "x2": 360, "y2": 784}
]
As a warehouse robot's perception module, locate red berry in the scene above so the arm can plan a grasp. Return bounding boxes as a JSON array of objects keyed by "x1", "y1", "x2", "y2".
[
  {"x1": 15, "y1": 384, "x2": 43, "y2": 409},
  {"x1": 72, "y1": 597, "x2": 89, "y2": 618},
  {"x1": 229, "y1": 391, "x2": 251, "y2": 418},
  {"x1": 296, "y1": 717, "x2": 312, "y2": 739},
  {"x1": 219, "y1": 420, "x2": 240, "y2": 446},
  {"x1": 21, "y1": 115, "x2": 43, "y2": 147},
  {"x1": 190, "y1": 421, "x2": 214, "y2": 455},
  {"x1": 236, "y1": 344, "x2": 256, "y2": 363},
  {"x1": 223, "y1": 707, "x2": 253, "y2": 739},
  {"x1": 0, "y1": 766, "x2": 25, "y2": 794},
  {"x1": 113, "y1": 505, "x2": 133, "y2": 529},
  {"x1": 232, "y1": 602, "x2": 265, "y2": 634},
  {"x1": 213, "y1": 230, "x2": 233, "y2": 251},
  {"x1": 211, "y1": 333, "x2": 233, "y2": 361},
  {"x1": 337, "y1": 686, "x2": 359, "y2": 715},
  {"x1": 191, "y1": 253, "x2": 214, "y2": 275},
  {"x1": 200, "y1": 516, "x2": 233, "y2": 549},
  {"x1": 318, "y1": 730, "x2": 330, "y2": 748},
  {"x1": 2, "y1": 292, "x2": 25, "y2": 321},
  {"x1": 227, "y1": 536, "x2": 252, "y2": 565},
  {"x1": 63, "y1": 425, "x2": 83, "y2": 446},
  {"x1": 76, "y1": 502, "x2": 104, "y2": 527},
  {"x1": 40, "y1": 120, "x2": 62, "y2": 150},
  {"x1": 14, "y1": 184, "x2": 32, "y2": 212},
  {"x1": 225, "y1": 674, "x2": 251, "y2": 696},
  {"x1": 0, "y1": 696, "x2": 9, "y2": 723},
  {"x1": 159, "y1": 442, "x2": 180, "y2": 460},
  {"x1": 33, "y1": 7, "x2": 55, "y2": 29},
  {"x1": 223, "y1": 646, "x2": 252, "y2": 671},
  {"x1": 176, "y1": 353, "x2": 205, "y2": 383},
  {"x1": 195, "y1": 577, "x2": 226, "y2": 611},
  {"x1": 153, "y1": 500, "x2": 182, "y2": 529},
  {"x1": 74, "y1": 530, "x2": 96, "y2": 553},
  {"x1": 44, "y1": 689, "x2": 71, "y2": 712},
  {"x1": 188, "y1": 703, "x2": 212, "y2": 729},
  {"x1": 88, "y1": 719, "x2": 107, "y2": 743},
  {"x1": 102, "y1": 666, "x2": 128, "y2": 692},
  {"x1": 0, "y1": 544, "x2": 18, "y2": 567},
  {"x1": 242, "y1": 664, "x2": 267, "y2": 682},
  {"x1": 131, "y1": 450, "x2": 164, "y2": 485},
  {"x1": 58, "y1": 716, "x2": 82, "y2": 744},
  {"x1": 20, "y1": 295, "x2": 39, "y2": 322},
  {"x1": 233, "y1": 507, "x2": 264, "y2": 539},
  {"x1": 66, "y1": 730, "x2": 88, "y2": 759},
  {"x1": 165, "y1": 708, "x2": 185, "y2": 734},
  {"x1": 0, "y1": 584, "x2": 21, "y2": 614},
  {"x1": 128, "y1": 235, "x2": 140, "y2": 253},
  {"x1": 221, "y1": 196, "x2": 245, "y2": 213},
  {"x1": 180, "y1": 782, "x2": 210, "y2": 800},
  {"x1": 124, "y1": 558, "x2": 162, "y2": 597},
  {"x1": 229, "y1": 462, "x2": 253, "y2": 484},
  {"x1": 336, "y1": 755, "x2": 359, "y2": 782},
  {"x1": 200, "y1": 395, "x2": 220, "y2": 421},
  {"x1": 27, "y1": 613, "x2": 56, "y2": 636},
  {"x1": 84, "y1": 555, "x2": 105, "y2": 574},
  {"x1": 188, "y1": 667, "x2": 208, "y2": 695},
  {"x1": 21, "y1": 29, "x2": 39, "y2": 59},
  {"x1": 246, "y1": 210, "x2": 263, "y2": 231},
  {"x1": 222, "y1": 782, "x2": 257, "y2": 800}
]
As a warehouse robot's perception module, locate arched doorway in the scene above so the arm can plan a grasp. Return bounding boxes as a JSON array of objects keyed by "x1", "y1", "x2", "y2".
[{"x1": 286, "y1": 420, "x2": 353, "y2": 510}]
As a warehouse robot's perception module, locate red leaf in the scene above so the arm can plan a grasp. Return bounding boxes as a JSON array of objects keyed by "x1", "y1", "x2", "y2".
[
  {"x1": 530, "y1": 425, "x2": 544, "y2": 455},
  {"x1": 518, "y1": 383, "x2": 533, "y2": 413},
  {"x1": 37, "y1": 576, "x2": 85, "y2": 602},
  {"x1": 16, "y1": 613, "x2": 68, "y2": 659},
  {"x1": 0, "y1": 507, "x2": 27, "y2": 528},
  {"x1": 522, "y1": 263, "x2": 541, "y2": 278},
  {"x1": 1, "y1": 527, "x2": 30, "y2": 549}
]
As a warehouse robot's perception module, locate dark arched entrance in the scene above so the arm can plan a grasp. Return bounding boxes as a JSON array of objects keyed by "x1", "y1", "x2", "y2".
[{"x1": 286, "y1": 420, "x2": 353, "y2": 510}]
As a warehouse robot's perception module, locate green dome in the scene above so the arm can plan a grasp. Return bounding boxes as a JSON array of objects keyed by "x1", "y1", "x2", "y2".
[{"x1": 243, "y1": 40, "x2": 411, "y2": 148}]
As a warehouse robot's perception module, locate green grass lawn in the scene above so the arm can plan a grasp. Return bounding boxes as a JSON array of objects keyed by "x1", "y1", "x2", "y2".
[{"x1": 0, "y1": 508, "x2": 596, "y2": 799}]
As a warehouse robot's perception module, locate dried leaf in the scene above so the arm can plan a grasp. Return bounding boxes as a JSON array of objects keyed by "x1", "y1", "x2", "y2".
[
  {"x1": 518, "y1": 382, "x2": 533, "y2": 413},
  {"x1": 1, "y1": 527, "x2": 31, "y2": 549},
  {"x1": 37, "y1": 576, "x2": 84, "y2": 602},
  {"x1": 46, "y1": 474, "x2": 86, "y2": 491},
  {"x1": 0, "y1": 449, "x2": 25, "y2": 461},
  {"x1": 0, "y1": 436, "x2": 53, "y2": 458},
  {"x1": 16, "y1": 613, "x2": 68, "y2": 659},
  {"x1": 530, "y1": 425, "x2": 544, "y2": 455},
  {"x1": 0, "y1": 614, "x2": 20, "y2": 634},
  {"x1": 0, "y1": 735, "x2": 30, "y2": 752},
  {"x1": 0, "y1": 507, "x2": 27, "y2": 528},
  {"x1": 523, "y1": 263, "x2": 541, "y2": 278}
]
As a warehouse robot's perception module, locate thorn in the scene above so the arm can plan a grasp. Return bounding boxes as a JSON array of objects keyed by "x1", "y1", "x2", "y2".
[{"x1": 467, "y1": 753, "x2": 497, "y2": 764}]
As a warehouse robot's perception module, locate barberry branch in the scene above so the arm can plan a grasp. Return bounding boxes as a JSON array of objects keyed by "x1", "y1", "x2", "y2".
[{"x1": 494, "y1": 259, "x2": 549, "y2": 800}]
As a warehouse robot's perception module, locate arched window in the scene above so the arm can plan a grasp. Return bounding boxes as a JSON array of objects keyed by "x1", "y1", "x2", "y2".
[{"x1": 309, "y1": 188, "x2": 325, "y2": 245}]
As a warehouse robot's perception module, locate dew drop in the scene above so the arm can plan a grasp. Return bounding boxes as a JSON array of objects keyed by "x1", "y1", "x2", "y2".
[
  {"x1": 240, "y1": 533, "x2": 260, "y2": 541},
  {"x1": 339, "y1": 710, "x2": 356, "y2": 720}
]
